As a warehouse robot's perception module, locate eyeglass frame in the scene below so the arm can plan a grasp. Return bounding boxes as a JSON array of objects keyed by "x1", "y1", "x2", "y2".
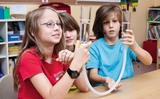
[{"x1": 40, "y1": 22, "x2": 63, "y2": 28}]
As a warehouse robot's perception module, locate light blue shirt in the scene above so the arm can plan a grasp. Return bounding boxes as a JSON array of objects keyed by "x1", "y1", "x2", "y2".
[{"x1": 86, "y1": 38, "x2": 138, "y2": 87}]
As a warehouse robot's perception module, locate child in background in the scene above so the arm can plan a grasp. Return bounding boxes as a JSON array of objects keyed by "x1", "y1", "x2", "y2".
[
  {"x1": 60, "y1": 12, "x2": 80, "y2": 52},
  {"x1": 13, "y1": 6, "x2": 91, "y2": 99},
  {"x1": 86, "y1": 4, "x2": 152, "y2": 91},
  {"x1": 60, "y1": 12, "x2": 85, "y2": 93}
]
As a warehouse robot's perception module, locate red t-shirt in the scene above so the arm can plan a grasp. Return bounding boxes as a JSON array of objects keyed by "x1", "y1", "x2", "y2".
[{"x1": 17, "y1": 47, "x2": 68, "y2": 99}]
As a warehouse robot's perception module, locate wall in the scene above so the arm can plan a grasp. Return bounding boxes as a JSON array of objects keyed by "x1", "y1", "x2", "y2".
[
  {"x1": 1, "y1": 0, "x2": 160, "y2": 47},
  {"x1": 130, "y1": 0, "x2": 154, "y2": 47},
  {"x1": 71, "y1": 0, "x2": 160, "y2": 47}
]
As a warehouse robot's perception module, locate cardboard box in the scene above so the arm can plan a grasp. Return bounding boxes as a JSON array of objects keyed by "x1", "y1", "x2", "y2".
[{"x1": 8, "y1": 34, "x2": 20, "y2": 41}]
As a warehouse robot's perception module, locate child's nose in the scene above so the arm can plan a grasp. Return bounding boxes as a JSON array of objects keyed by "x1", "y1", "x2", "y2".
[
  {"x1": 53, "y1": 24, "x2": 60, "y2": 30},
  {"x1": 109, "y1": 22, "x2": 113, "y2": 28},
  {"x1": 65, "y1": 31, "x2": 71, "y2": 37}
]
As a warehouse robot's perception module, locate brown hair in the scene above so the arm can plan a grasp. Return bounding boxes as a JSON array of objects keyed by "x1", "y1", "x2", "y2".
[
  {"x1": 13, "y1": 6, "x2": 65, "y2": 92},
  {"x1": 92, "y1": 4, "x2": 122, "y2": 39},
  {"x1": 59, "y1": 12, "x2": 80, "y2": 34}
]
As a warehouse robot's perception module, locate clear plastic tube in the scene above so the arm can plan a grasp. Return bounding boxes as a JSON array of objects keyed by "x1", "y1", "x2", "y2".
[{"x1": 83, "y1": 45, "x2": 127, "y2": 96}]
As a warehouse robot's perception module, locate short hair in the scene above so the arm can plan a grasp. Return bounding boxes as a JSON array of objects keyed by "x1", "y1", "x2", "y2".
[
  {"x1": 60, "y1": 12, "x2": 80, "y2": 34},
  {"x1": 93, "y1": 4, "x2": 122, "y2": 39}
]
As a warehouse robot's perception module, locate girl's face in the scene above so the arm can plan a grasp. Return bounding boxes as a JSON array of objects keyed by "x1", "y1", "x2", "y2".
[
  {"x1": 64, "y1": 30, "x2": 77, "y2": 47},
  {"x1": 102, "y1": 12, "x2": 120, "y2": 39},
  {"x1": 38, "y1": 9, "x2": 62, "y2": 46}
]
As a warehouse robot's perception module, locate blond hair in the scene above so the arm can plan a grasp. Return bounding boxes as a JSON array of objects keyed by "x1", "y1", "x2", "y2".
[{"x1": 13, "y1": 6, "x2": 65, "y2": 92}]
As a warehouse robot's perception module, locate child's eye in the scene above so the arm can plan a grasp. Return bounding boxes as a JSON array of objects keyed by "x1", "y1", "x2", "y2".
[
  {"x1": 104, "y1": 21, "x2": 109, "y2": 24},
  {"x1": 47, "y1": 22, "x2": 53, "y2": 26},
  {"x1": 113, "y1": 20, "x2": 117, "y2": 22}
]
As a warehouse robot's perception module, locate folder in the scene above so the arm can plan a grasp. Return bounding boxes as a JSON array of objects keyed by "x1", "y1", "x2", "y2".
[
  {"x1": 0, "y1": 8, "x2": 4, "y2": 19},
  {"x1": 4, "y1": 8, "x2": 10, "y2": 19}
]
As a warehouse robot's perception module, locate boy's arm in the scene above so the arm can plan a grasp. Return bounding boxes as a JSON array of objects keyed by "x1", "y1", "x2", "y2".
[
  {"x1": 89, "y1": 68, "x2": 122, "y2": 90},
  {"x1": 121, "y1": 30, "x2": 152, "y2": 65},
  {"x1": 130, "y1": 44, "x2": 152, "y2": 65},
  {"x1": 89, "y1": 68, "x2": 106, "y2": 84}
]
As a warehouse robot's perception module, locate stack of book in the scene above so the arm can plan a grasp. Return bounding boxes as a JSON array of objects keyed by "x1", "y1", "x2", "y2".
[
  {"x1": 148, "y1": 25, "x2": 160, "y2": 39},
  {"x1": 8, "y1": 45, "x2": 20, "y2": 55},
  {"x1": 8, "y1": 21, "x2": 25, "y2": 41},
  {"x1": 148, "y1": 10, "x2": 160, "y2": 21}
]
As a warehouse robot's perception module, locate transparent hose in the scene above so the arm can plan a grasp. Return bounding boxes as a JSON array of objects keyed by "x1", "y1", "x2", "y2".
[{"x1": 83, "y1": 45, "x2": 127, "y2": 96}]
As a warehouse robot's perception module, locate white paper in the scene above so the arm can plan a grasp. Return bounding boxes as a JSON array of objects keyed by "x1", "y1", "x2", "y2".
[
  {"x1": 11, "y1": 5, "x2": 26, "y2": 13},
  {"x1": 77, "y1": 0, "x2": 120, "y2": 2}
]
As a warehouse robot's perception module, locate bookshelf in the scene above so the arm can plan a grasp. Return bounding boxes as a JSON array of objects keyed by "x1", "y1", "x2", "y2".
[
  {"x1": 0, "y1": 19, "x2": 25, "y2": 76},
  {"x1": 147, "y1": 8, "x2": 160, "y2": 40}
]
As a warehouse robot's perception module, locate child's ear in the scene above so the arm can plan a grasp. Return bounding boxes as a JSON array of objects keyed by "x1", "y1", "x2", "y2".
[{"x1": 29, "y1": 28, "x2": 34, "y2": 37}]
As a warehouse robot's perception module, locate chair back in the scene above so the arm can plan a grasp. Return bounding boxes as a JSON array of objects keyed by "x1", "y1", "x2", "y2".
[{"x1": 0, "y1": 74, "x2": 18, "y2": 99}]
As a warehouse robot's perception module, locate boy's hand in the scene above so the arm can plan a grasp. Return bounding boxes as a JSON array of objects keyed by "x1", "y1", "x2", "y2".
[
  {"x1": 121, "y1": 29, "x2": 136, "y2": 50},
  {"x1": 105, "y1": 77, "x2": 122, "y2": 91}
]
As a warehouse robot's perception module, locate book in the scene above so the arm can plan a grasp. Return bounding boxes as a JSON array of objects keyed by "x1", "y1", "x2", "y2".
[
  {"x1": 149, "y1": 25, "x2": 156, "y2": 39},
  {"x1": 9, "y1": 59, "x2": 12, "y2": 74},
  {"x1": 12, "y1": 22, "x2": 20, "y2": 31},
  {"x1": 153, "y1": 25, "x2": 159, "y2": 38},
  {"x1": 148, "y1": 29, "x2": 152, "y2": 39}
]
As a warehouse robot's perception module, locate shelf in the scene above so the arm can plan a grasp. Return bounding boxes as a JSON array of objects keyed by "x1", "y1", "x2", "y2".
[
  {"x1": 0, "y1": 42, "x2": 6, "y2": 45},
  {"x1": 8, "y1": 54, "x2": 18, "y2": 57},
  {"x1": 0, "y1": 54, "x2": 6, "y2": 59},
  {"x1": 0, "y1": 19, "x2": 25, "y2": 22},
  {"x1": 148, "y1": 8, "x2": 160, "y2": 10},
  {"x1": 148, "y1": 21, "x2": 160, "y2": 23},
  {"x1": 8, "y1": 40, "x2": 23, "y2": 44},
  {"x1": 0, "y1": 19, "x2": 25, "y2": 75}
]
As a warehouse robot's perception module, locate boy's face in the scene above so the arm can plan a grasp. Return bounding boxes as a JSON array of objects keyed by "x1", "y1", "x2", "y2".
[{"x1": 102, "y1": 12, "x2": 120, "y2": 39}]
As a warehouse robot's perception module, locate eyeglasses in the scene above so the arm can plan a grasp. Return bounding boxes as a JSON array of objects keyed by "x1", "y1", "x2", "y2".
[{"x1": 41, "y1": 22, "x2": 63, "y2": 28}]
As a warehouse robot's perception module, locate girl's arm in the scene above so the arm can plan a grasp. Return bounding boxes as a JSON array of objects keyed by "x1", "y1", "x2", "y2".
[
  {"x1": 73, "y1": 71, "x2": 89, "y2": 92},
  {"x1": 30, "y1": 41, "x2": 91, "y2": 99},
  {"x1": 30, "y1": 70, "x2": 74, "y2": 99}
]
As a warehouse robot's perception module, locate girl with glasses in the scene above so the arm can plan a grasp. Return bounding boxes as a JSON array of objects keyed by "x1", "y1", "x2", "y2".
[{"x1": 13, "y1": 6, "x2": 91, "y2": 99}]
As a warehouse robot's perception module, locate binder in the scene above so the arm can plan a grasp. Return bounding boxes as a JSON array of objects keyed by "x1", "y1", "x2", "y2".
[
  {"x1": 0, "y1": 8, "x2": 4, "y2": 19},
  {"x1": 4, "y1": 8, "x2": 10, "y2": 19}
]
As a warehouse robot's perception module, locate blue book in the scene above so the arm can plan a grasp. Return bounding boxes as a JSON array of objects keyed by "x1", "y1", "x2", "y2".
[
  {"x1": 157, "y1": 25, "x2": 160, "y2": 37},
  {"x1": 0, "y1": 8, "x2": 4, "y2": 19}
]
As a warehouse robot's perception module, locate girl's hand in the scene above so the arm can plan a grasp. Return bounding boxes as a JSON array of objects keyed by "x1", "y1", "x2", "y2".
[
  {"x1": 105, "y1": 77, "x2": 122, "y2": 91},
  {"x1": 121, "y1": 29, "x2": 136, "y2": 50},
  {"x1": 56, "y1": 49, "x2": 74, "y2": 65},
  {"x1": 71, "y1": 40, "x2": 92, "y2": 70}
]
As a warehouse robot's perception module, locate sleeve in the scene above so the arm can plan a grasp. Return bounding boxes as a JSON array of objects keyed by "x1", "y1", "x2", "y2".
[
  {"x1": 18, "y1": 51, "x2": 43, "y2": 81},
  {"x1": 86, "y1": 44, "x2": 100, "y2": 69}
]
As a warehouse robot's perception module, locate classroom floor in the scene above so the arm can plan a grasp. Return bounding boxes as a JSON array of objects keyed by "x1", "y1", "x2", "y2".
[{"x1": 133, "y1": 61, "x2": 156, "y2": 76}]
